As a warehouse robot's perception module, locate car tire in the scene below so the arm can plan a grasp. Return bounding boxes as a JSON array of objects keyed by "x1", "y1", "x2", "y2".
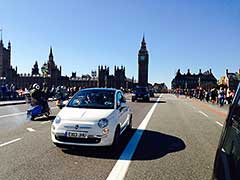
[
  {"x1": 127, "y1": 114, "x2": 132, "y2": 131},
  {"x1": 111, "y1": 126, "x2": 120, "y2": 149}
]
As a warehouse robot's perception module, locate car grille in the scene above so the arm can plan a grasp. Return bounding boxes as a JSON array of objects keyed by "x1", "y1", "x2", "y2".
[{"x1": 55, "y1": 136, "x2": 101, "y2": 144}]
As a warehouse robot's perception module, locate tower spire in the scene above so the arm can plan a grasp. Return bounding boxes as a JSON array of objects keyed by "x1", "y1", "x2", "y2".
[
  {"x1": 49, "y1": 46, "x2": 53, "y2": 57},
  {"x1": 140, "y1": 34, "x2": 147, "y2": 51},
  {"x1": 142, "y1": 33, "x2": 145, "y2": 43},
  {"x1": 0, "y1": 29, "x2": 2, "y2": 41},
  {"x1": 0, "y1": 29, "x2": 3, "y2": 45},
  {"x1": 48, "y1": 46, "x2": 55, "y2": 66}
]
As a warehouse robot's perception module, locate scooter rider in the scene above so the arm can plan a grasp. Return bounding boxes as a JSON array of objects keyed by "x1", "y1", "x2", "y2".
[
  {"x1": 30, "y1": 83, "x2": 42, "y2": 106},
  {"x1": 30, "y1": 83, "x2": 49, "y2": 113}
]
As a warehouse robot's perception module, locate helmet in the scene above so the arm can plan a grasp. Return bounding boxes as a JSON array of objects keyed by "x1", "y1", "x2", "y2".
[{"x1": 33, "y1": 83, "x2": 40, "y2": 90}]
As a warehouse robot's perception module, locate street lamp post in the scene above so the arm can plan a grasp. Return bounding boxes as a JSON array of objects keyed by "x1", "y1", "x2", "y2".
[{"x1": 41, "y1": 64, "x2": 49, "y2": 85}]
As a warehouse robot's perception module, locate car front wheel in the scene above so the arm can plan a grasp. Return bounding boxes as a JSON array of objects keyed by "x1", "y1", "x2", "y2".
[
  {"x1": 127, "y1": 115, "x2": 132, "y2": 131},
  {"x1": 111, "y1": 126, "x2": 120, "y2": 149}
]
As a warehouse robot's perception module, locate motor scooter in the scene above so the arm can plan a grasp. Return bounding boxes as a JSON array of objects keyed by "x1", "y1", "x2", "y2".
[{"x1": 25, "y1": 93, "x2": 50, "y2": 120}]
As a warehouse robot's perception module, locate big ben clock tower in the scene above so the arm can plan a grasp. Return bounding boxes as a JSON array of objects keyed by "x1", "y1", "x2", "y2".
[{"x1": 138, "y1": 35, "x2": 149, "y2": 86}]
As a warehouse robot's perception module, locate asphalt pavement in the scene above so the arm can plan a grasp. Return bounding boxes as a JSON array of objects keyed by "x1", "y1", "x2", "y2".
[{"x1": 0, "y1": 94, "x2": 226, "y2": 180}]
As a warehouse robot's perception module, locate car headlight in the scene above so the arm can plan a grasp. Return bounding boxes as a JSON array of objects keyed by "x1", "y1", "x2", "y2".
[
  {"x1": 54, "y1": 116, "x2": 61, "y2": 124},
  {"x1": 98, "y1": 118, "x2": 109, "y2": 128}
]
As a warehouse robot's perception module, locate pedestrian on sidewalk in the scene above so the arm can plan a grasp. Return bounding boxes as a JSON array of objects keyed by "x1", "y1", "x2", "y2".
[
  {"x1": 219, "y1": 88, "x2": 225, "y2": 107},
  {"x1": 211, "y1": 88, "x2": 217, "y2": 104}
]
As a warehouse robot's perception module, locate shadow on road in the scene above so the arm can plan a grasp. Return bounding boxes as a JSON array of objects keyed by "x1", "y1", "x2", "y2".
[
  {"x1": 32, "y1": 115, "x2": 56, "y2": 121},
  {"x1": 61, "y1": 129, "x2": 185, "y2": 161},
  {"x1": 148, "y1": 100, "x2": 167, "y2": 104},
  {"x1": 131, "y1": 130, "x2": 186, "y2": 160},
  {"x1": 133, "y1": 100, "x2": 167, "y2": 104}
]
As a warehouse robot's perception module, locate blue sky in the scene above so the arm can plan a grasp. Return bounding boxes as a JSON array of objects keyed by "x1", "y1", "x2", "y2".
[{"x1": 0, "y1": 0, "x2": 240, "y2": 87}]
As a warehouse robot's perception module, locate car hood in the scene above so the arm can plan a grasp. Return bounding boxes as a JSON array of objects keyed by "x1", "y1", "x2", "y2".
[{"x1": 58, "y1": 107, "x2": 114, "y2": 122}]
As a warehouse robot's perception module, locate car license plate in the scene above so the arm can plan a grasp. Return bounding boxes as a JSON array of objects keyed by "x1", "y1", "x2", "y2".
[{"x1": 67, "y1": 131, "x2": 87, "y2": 138}]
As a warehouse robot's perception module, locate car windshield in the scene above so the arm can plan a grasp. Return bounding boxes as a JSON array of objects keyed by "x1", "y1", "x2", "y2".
[{"x1": 67, "y1": 89, "x2": 115, "y2": 109}]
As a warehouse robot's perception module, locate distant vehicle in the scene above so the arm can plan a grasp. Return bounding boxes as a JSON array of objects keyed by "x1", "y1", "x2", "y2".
[
  {"x1": 149, "y1": 89, "x2": 155, "y2": 97},
  {"x1": 132, "y1": 86, "x2": 150, "y2": 102},
  {"x1": 51, "y1": 88, "x2": 132, "y2": 148},
  {"x1": 212, "y1": 83, "x2": 240, "y2": 180}
]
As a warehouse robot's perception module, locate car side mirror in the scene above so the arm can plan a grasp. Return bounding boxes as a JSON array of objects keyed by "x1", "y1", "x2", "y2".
[{"x1": 120, "y1": 96, "x2": 126, "y2": 103}]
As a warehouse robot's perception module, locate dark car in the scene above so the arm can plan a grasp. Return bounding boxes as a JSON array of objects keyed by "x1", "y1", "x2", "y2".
[
  {"x1": 212, "y1": 83, "x2": 240, "y2": 180},
  {"x1": 132, "y1": 86, "x2": 150, "y2": 102},
  {"x1": 149, "y1": 89, "x2": 155, "y2": 97}
]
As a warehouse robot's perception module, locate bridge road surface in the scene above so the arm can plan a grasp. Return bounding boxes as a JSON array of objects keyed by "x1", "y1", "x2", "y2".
[{"x1": 0, "y1": 94, "x2": 226, "y2": 180}]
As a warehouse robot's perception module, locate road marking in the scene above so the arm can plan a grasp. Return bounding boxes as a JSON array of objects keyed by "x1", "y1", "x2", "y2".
[
  {"x1": 198, "y1": 111, "x2": 209, "y2": 118},
  {"x1": 0, "y1": 106, "x2": 58, "y2": 119},
  {"x1": 106, "y1": 96, "x2": 161, "y2": 180},
  {"x1": 216, "y1": 121, "x2": 223, "y2": 127},
  {"x1": 0, "y1": 112, "x2": 25, "y2": 119},
  {"x1": 0, "y1": 138, "x2": 22, "y2": 148},
  {"x1": 27, "y1": 128, "x2": 36, "y2": 132},
  {"x1": 191, "y1": 100, "x2": 227, "y2": 118},
  {"x1": 41, "y1": 121, "x2": 50, "y2": 124}
]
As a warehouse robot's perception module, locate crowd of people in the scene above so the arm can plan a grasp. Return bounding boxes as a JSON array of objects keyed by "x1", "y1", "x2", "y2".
[
  {"x1": 0, "y1": 84, "x2": 18, "y2": 100},
  {"x1": 174, "y1": 87, "x2": 236, "y2": 107},
  {"x1": 0, "y1": 83, "x2": 82, "y2": 101}
]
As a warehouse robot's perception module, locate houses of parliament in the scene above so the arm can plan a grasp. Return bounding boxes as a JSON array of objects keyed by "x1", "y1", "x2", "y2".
[{"x1": 0, "y1": 36, "x2": 150, "y2": 90}]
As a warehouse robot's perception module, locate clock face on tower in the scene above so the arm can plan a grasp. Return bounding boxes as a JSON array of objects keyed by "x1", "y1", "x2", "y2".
[{"x1": 140, "y1": 55, "x2": 145, "y2": 61}]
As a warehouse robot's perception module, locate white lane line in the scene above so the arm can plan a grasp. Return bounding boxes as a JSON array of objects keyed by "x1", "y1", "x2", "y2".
[
  {"x1": 106, "y1": 96, "x2": 161, "y2": 180},
  {"x1": 0, "y1": 106, "x2": 58, "y2": 119},
  {"x1": 0, "y1": 112, "x2": 25, "y2": 119},
  {"x1": 0, "y1": 138, "x2": 22, "y2": 148},
  {"x1": 41, "y1": 121, "x2": 50, "y2": 124},
  {"x1": 198, "y1": 111, "x2": 209, "y2": 118},
  {"x1": 216, "y1": 121, "x2": 223, "y2": 127},
  {"x1": 26, "y1": 128, "x2": 36, "y2": 132}
]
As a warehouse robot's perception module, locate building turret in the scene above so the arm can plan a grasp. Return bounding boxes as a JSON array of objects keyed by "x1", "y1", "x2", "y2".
[
  {"x1": 32, "y1": 61, "x2": 40, "y2": 75},
  {"x1": 98, "y1": 65, "x2": 110, "y2": 87},
  {"x1": 48, "y1": 46, "x2": 54, "y2": 64}
]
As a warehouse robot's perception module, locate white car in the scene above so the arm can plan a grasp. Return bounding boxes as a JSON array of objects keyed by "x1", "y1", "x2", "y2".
[{"x1": 51, "y1": 88, "x2": 132, "y2": 147}]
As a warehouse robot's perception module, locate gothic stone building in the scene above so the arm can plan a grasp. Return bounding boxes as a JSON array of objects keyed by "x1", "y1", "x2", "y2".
[
  {"x1": 0, "y1": 38, "x2": 135, "y2": 90},
  {"x1": 171, "y1": 69, "x2": 217, "y2": 90},
  {"x1": 220, "y1": 69, "x2": 240, "y2": 91},
  {"x1": 98, "y1": 65, "x2": 135, "y2": 90}
]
